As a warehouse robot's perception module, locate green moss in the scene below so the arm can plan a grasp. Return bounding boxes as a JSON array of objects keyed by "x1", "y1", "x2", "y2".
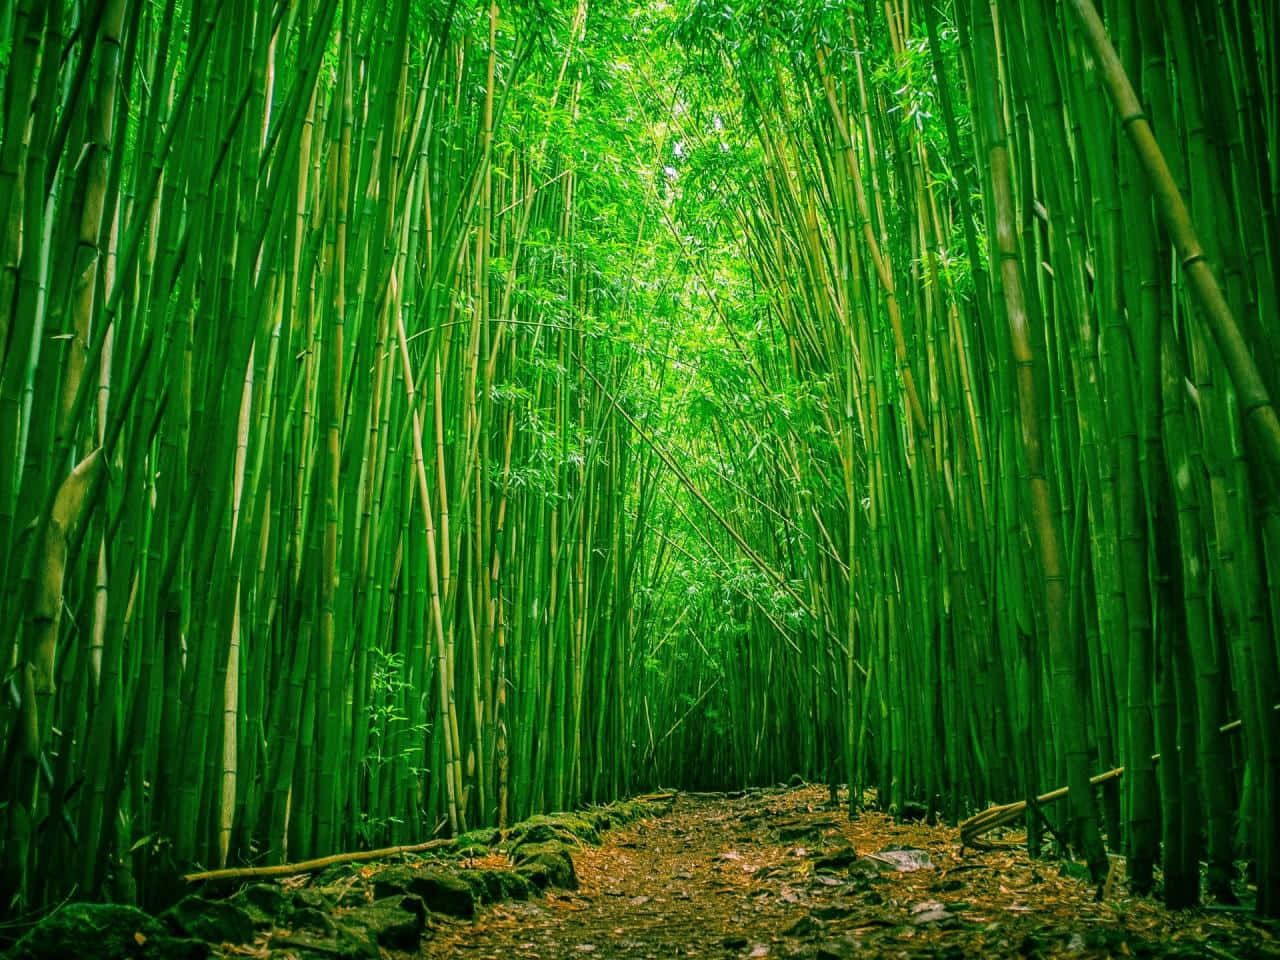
[
  {"x1": 160, "y1": 895, "x2": 255, "y2": 945},
  {"x1": 459, "y1": 869, "x2": 535, "y2": 903},
  {"x1": 455, "y1": 828, "x2": 501, "y2": 850},
  {"x1": 507, "y1": 813, "x2": 600, "y2": 849},
  {"x1": 7, "y1": 903, "x2": 209, "y2": 960},
  {"x1": 511, "y1": 841, "x2": 578, "y2": 890}
]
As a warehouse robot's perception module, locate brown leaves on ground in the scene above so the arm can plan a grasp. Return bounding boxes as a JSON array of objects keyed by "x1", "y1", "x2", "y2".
[{"x1": 419, "y1": 785, "x2": 1278, "y2": 960}]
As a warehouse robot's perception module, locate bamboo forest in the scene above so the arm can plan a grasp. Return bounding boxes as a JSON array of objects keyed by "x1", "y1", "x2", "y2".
[{"x1": 1, "y1": 0, "x2": 1278, "y2": 956}]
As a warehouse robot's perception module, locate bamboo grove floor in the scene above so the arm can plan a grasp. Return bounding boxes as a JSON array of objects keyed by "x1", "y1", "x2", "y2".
[{"x1": 417, "y1": 785, "x2": 1277, "y2": 960}]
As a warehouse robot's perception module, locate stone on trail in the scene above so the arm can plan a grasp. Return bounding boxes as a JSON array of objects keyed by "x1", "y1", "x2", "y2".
[
  {"x1": 781, "y1": 914, "x2": 820, "y2": 937},
  {"x1": 866, "y1": 847, "x2": 933, "y2": 872},
  {"x1": 908, "y1": 899, "x2": 954, "y2": 925},
  {"x1": 811, "y1": 846, "x2": 858, "y2": 872},
  {"x1": 814, "y1": 938, "x2": 860, "y2": 960},
  {"x1": 777, "y1": 820, "x2": 834, "y2": 843}
]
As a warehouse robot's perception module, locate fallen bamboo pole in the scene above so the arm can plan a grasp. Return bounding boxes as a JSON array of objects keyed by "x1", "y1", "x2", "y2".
[
  {"x1": 184, "y1": 838, "x2": 459, "y2": 884},
  {"x1": 961, "y1": 706, "x2": 1279, "y2": 847}
]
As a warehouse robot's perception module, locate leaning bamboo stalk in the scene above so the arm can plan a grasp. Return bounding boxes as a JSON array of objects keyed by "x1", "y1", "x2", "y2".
[{"x1": 1066, "y1": 0, "x2": 1280, "y2": 484}]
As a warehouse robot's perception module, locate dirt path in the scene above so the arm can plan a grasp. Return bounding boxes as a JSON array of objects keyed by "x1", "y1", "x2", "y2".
[{"x1": 421, "y1": 785, "x2": 1278, "y2": 960}]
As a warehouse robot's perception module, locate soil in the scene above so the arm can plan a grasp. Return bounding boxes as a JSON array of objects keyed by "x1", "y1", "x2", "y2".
[{"x1": 419, "y1": 785, "x2": 1279, "y2": 960}]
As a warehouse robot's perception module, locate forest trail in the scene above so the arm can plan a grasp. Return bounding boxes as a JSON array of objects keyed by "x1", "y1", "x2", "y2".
[{"x1": 418, "y1": 785, "x2": 1278, "y2": 960}]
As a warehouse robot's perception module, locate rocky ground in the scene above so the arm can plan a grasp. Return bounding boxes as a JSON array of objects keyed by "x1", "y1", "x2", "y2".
[{"x1": 6, "y1": 785, "x2": 1278, "y2": 959}]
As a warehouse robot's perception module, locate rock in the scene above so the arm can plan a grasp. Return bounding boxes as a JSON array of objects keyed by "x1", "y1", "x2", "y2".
[
  {"x1": 509, "y1": 813, "x2": 601, "y2": 848},
  {"x1": 811, "y1": 905, "x2": 852, "y2": 921},
  {"x1": 7, "y1": 903, "x2": 209, "y2": 960},
  {"x1": 848, "y1": 857, "x2": 886, "y2": 880},
  {"x1": 779, "y1": 817, "x2": 838, "y2": 842},
  {"x1": 460, "y1": 868, "x2": 535, "y2": 903},
  {"x1": 292, "y1": 887, "x2": 334, "y2": 912},
  {"x1": 290, "y1": 906, "x2": 336, "y2": 933},
  {"x1": 370, "y1": 865, "x2": 475, "y2": 917},
  {"x1": 160, "y1": 895, "x2": 255, "y2": 945},
  {"x1": 340, "y1": 895, "x2": 427, "y2": 951},
  {"x1": 867, "y1": 848, "x2": 933, "y2": 872},
  {"x1": 812, "y1": 846, "x2": 858, "y2": 872},
  {"x1": 781, "y1": 915, "x2": 819, "y2": 937},
  {"x1": 235, "y1": 885, "x2": 288, "y2": 926},
  {"x1": 814, "y1": 938, "x2": 858, "y2": 960},
  {"x1": 317, "y1": 881, "x2": 368, "y2": 908},
  {"x1": 456, "y1": 828, "x2": 502, "y2": 849},
  {"x1": 899, "y1": 801, "x2": 929, "y2": 822},
  {"x1": 313, "y1": 864, "x2": 358, "y2": 887},
  {"x1": 1058, "y1": 860, "x2": 1091, "y2": 882},
  {"x1": 512, "y1": 841, "x2": 578, "y2": 889},
  {"x1": 909, "y1": 900, "x2": 954, "y2": 925},
  {"x1": 269, "y1": 930, "x2": 375, "y2": 960}
]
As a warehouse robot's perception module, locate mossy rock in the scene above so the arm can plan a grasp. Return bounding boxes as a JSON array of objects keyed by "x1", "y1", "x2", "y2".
[
  {"x1": 339, "y1": 895, "x2": 427, "y2": 952},
  {"x1": 292, "y1": 887, "x2": 334, "y2": 912},
  {"x1": 370, "y1": 866, "x2": 475, "y2": 918},
  {"x1": 290, "y1": 906, "x2": 336, "y2": 934},
  {"x1": 511, "y1": 841, "x2": 577, "y2": 890},
  {"x1": 316, "y1": 881, "x2": 369, "y2": 909},
  {"x1": 313, "y1": 864, "x2": 358, "y2": 887},
  {"x1": 232, "y1": 882, "x2": 286, "y2": 922},
  {"x1": 266, "y1": 930, "x2": 374, "y2": 960},
  {"x1": 590, "y1": 799, "x2": 663, "y2": 830},
  {"x1": 159, "y1": 895, "x2": 255, "y2": 945},
  {"x1": 455, "y1": 828, "x2": 501, "y2": 849},
  {"x1": 459, "y1": 868, "x2": 535, "y2": 903},
  {"x1": 7, "y1": 903, "x2": 209, "y2": 960},
  {"x1": 508, "y1": 813, "x2": 599, "y2": 849},
  {"x1": 287, "y1": 887, "x2": 339, "y2": 934}
]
